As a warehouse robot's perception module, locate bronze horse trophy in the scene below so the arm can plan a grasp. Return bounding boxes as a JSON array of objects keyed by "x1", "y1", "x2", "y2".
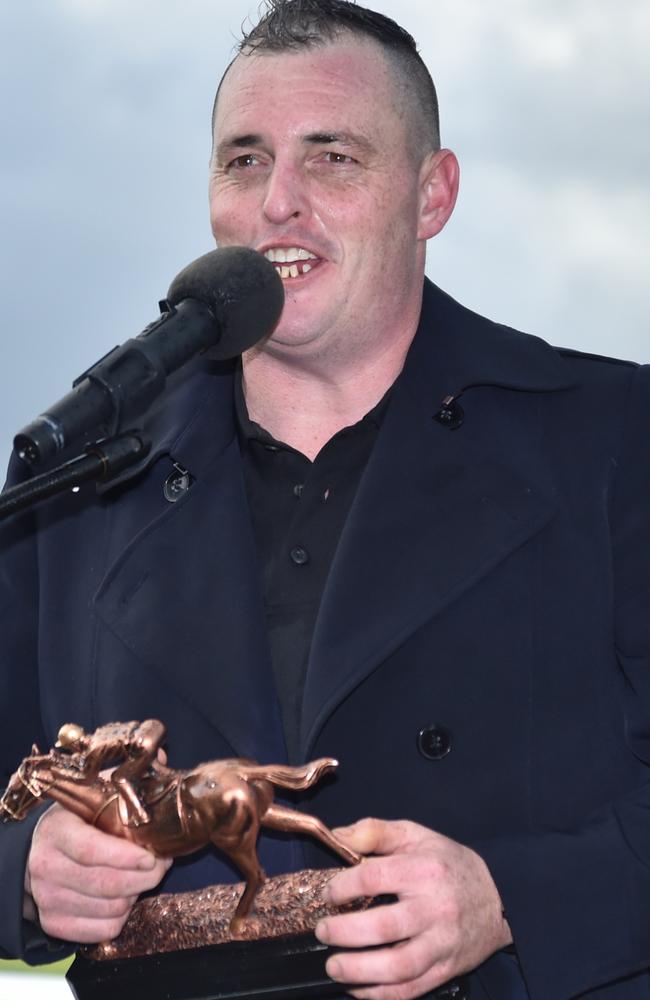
[{"x1": 0, "y1": 731, "x2": 360, "y2": 935}]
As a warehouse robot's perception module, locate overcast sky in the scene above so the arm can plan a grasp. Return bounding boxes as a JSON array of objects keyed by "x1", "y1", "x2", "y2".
[{"x1": 1, "y1": 0, "x2": 648, "y2": 474}]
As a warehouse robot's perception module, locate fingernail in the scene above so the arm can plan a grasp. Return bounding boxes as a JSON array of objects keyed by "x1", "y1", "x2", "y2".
[
  {"x1": 314, "y1": 920, "x2": 328, "y2": 943},
  {"x1": 326, "y1": 957, "x2": 343, "y2": 982},
  {"x1": 138, "y1": 855, "x2": 156, "y2": 870}
]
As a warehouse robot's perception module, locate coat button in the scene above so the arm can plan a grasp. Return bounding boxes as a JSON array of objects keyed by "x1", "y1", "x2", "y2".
[
  {"x1": 163, "y1": 464, "x2": 192, "y2": 502},
  {"x1": 290, "y1": 545, "x2": 310, "y2": 565},
  {"x1": 433, "y1": 395, "x2": 464, "y2": 430},
  {"x1": 417, "y1": 724, "x2": 452, "y2": 760}
]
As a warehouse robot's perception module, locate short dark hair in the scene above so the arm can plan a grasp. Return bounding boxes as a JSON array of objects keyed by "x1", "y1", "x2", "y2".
[{"x1": 212, "y1": 0, "x2": 440, "y2": 157}]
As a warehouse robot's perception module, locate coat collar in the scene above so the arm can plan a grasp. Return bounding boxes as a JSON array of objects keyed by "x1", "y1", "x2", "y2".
[{"x1": 409, "y1": 279, "x2": 576, "y2": 399}]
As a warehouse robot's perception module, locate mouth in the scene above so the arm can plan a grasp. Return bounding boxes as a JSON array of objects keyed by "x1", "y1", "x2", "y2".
[{"x1": 262, "y1": 246, "x2": 323, "y2": 281}]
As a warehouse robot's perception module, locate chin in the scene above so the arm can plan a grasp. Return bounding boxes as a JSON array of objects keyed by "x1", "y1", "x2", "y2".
[{"x1": 261, "y1": 325, "x2": 327, "y2": 355}]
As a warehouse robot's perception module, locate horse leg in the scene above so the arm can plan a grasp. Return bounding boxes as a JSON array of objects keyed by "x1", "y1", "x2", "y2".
[
  {"x1": 261, "y1": 803, "x2": 361, "y2": 866},
  {"x1": 224, "y1": 835, "x2": 266, "y2": 936},
  {"x1": 207, "y1": 786, "x2": 267, "y2": 936}
]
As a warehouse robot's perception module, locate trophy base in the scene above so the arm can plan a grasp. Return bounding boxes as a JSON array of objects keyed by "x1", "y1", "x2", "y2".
[{"x1": 66, "y1": 932, "x2": 342, "y2": 999}]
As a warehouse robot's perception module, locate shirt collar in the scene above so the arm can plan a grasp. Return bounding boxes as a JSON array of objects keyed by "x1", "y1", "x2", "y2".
[{"x1": 234, "y1": 361, "x2": 392, "y2": 453}]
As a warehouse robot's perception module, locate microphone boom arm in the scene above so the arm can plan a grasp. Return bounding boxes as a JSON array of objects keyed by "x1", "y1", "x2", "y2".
[{"x1": 0, "y1": 433, "x2": 150, "y2": 522}]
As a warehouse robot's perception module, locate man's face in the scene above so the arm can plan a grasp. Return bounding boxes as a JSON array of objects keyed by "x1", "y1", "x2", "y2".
[{"x1": 209, "y1": 38, "x2": 436, "y2": 362}]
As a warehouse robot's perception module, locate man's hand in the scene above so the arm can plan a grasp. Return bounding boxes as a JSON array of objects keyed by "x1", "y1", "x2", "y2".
[
  {"x1": 314, "y1": 818, "x2": 512, "y2": 1000},
  {"x1": 24, "y1": 804, "x2": 171, "y2": 943}
]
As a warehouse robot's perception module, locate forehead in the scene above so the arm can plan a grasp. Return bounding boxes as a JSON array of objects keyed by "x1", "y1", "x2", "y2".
[{"x1": 214, "y1": 38, "x2": 408, "y2": 148}]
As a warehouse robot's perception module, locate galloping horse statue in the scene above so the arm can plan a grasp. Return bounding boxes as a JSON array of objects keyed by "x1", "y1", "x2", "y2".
[{"x1": 0, "y1": 729, "x2": 360, "y2": 933}]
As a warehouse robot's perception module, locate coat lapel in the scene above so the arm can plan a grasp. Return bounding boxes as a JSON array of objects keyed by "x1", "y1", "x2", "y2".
[
  {"x1": 93, "y1": 360, "x2": 284, "y2": 762},
  {"x1": 300, "y1": 281, "x2": 576, "y2": 755}
]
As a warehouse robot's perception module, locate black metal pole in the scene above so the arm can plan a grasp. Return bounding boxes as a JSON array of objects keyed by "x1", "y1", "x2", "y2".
[{"x1": 0, "y1": 433, "x2": 150, "y2": 522}]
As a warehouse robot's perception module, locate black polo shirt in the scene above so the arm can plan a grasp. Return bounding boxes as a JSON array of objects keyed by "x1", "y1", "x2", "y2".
[{"x1": 235, "y1": 373, "x2": 390, "y2": 762}]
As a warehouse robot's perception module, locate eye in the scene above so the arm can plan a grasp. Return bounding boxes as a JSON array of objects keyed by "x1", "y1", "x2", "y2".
[
  {"x1": 227, "y1": 153, "x2": 260, "y2": 170},
  {"x1": 323, "y1": 151, "x2": 356, "y2": 165}
]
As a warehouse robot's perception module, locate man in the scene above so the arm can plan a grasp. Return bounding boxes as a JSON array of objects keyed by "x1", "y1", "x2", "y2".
[{"x1": 1, "y1": 1, "x2": 649, "y2": 997}]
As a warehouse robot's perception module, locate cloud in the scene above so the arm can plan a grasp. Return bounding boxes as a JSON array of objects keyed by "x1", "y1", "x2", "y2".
[
  {"x1": 395, "y1": 0, "x2": 650, "y2": 185},
  {"x1": 0, "y1": 0, "x2": 648, "y2": 471}
]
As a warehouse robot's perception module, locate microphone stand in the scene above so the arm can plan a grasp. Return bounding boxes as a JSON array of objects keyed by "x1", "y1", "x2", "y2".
[{"x1": 0, "y1": 433, "x2": 150, "y2": 521}]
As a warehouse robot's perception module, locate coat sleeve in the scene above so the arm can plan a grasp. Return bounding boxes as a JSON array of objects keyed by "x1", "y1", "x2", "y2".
[
  {"x1": 476, "y1": 363, "x2": 650, "y2": 999},
  {"x1": 0, "y1": 455, "x2": 74, "y2": 963}
]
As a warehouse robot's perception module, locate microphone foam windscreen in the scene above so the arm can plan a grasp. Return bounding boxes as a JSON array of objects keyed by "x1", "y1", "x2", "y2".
[{"x1": 167, "y1": 246, "x2": 284, "y2": 359}]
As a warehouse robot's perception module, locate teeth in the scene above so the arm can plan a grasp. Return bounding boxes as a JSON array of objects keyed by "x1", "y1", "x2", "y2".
[
  {"x1": 273, "y1": 256, "x2": 318, "y2": 280},
  {"x1": 264, "y1": 247, "x2": 318, "y2": 263}
]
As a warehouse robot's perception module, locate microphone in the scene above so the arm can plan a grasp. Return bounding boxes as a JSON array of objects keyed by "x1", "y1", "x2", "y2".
[{"x1": 13, "y1": 247, "x2": 284, "y2": 468}]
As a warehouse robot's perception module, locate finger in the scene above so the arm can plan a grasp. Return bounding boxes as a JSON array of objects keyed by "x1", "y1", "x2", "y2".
[
  {"x1": 38, "y1": 909, "x2": 134, "y2": 945},
  {"x1": 331, "y1": 818, "x2": 420, "y2": 858},
  {"x1": 317, "y1": 900, "x2": 416, "y2": 949},
  {"x1": 325, "y1": 855, "x2": 423, "y2": 907},
  {"x1": 33, "y1": 885, "x2": 134, "y2": 921},
  {"x1": 38, "y1": 809, "x2": 162, "y2": 871},
  {"x1": 346, "y1": 966, "x2": 451, "y2": 1000},
  {"x1": 330, "y1": 818, "x2": 389, "y2": 855},
  {"x1": 326, "y1": 936, "x2": 445, "y2": 992},
  {"x1": 30, "y1": 847, "x2": 171, "y2": 900}
]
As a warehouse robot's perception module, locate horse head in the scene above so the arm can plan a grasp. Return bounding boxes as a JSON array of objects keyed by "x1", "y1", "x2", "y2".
[{"x1": 0, "y1": 747, "x2": 77, "y2": 822}]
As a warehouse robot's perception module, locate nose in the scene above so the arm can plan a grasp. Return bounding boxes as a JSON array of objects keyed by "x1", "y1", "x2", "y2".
[{"x1": 262, "y1": 161, "x2": 309, "y2": 225}]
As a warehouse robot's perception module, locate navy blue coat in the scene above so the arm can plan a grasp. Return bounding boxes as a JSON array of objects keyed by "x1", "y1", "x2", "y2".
[{"x1": 1, "y1": 279, "x2": 650, "y2": 998}]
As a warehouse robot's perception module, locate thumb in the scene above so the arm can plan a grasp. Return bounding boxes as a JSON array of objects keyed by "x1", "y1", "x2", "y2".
[{"x1": 331, "y1": 817, "x2": 408, "y2": 856}]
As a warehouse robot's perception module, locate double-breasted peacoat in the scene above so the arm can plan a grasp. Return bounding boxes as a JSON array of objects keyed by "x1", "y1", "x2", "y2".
[{"x1": 1, "y1": 279, "x2": 650, "y2": 998}]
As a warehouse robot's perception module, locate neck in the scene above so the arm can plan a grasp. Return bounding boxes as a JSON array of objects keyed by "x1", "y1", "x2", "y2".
[{"x1": 242, "y1": 319, "x2": 418, "y2": 461}]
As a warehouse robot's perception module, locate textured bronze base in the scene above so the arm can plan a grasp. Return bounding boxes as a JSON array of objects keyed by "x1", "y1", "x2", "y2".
[
  {"x1": 82, "y1": 868, "x2": 366, "y2": 961},
  {"x1": 66, "y1": 869, "x2": 370, "y2": 999}
]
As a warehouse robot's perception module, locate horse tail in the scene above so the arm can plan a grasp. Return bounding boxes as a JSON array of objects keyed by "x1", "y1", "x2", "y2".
[{"x1": 244, "y1": 758, "x2": 338, "y2": 791}]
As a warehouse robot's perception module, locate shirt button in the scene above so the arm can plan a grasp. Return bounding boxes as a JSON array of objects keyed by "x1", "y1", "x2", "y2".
[
  {"x1": 293, "y1": 484, "x2": 304, "y2": 498},
  {"x1": 417, "y1": 724, "x2": 452, "y2": 760},
  {"x1": 290, "y1": 546, "x2": 310, "y2": 566}
]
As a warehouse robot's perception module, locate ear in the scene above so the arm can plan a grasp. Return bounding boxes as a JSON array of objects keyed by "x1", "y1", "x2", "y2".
[{"x1": 417, "y1": 149, "x2": 460, "y2": 241}]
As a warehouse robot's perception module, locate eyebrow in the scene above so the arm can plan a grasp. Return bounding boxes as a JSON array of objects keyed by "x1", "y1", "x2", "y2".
[
  {"x1": 214, "y1": 134, "x2": 263, "y2": 160},
  {"x1": 303, "y1": 131, "x2": 375, "y2": 154},
  {"x1": 215, "y1": 130, "x2": 375, "y2": 161}
]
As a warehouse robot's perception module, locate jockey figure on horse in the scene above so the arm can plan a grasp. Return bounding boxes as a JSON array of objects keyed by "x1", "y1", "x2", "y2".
[{"x1": 55, "y1": 719, "x2": 166, "y2": 827}]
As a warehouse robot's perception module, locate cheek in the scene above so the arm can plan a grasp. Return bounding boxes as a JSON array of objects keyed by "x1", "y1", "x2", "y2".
[
  {"x1": 209, "y1": 183, "x2": 252, "y2": 241},
  {"x1": 210, "y1": 203, "x2": 247, "y2": 242}
]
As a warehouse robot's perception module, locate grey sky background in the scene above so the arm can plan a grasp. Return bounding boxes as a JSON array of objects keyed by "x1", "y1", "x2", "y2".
[{"x1": 1, "y1": 0, "x2": 648, "y2": 476}]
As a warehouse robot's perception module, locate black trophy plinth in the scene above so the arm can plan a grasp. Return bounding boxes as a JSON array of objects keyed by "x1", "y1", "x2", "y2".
[{"x1": 66, "y1": 932, "x2": 343, "y2": 1000}]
